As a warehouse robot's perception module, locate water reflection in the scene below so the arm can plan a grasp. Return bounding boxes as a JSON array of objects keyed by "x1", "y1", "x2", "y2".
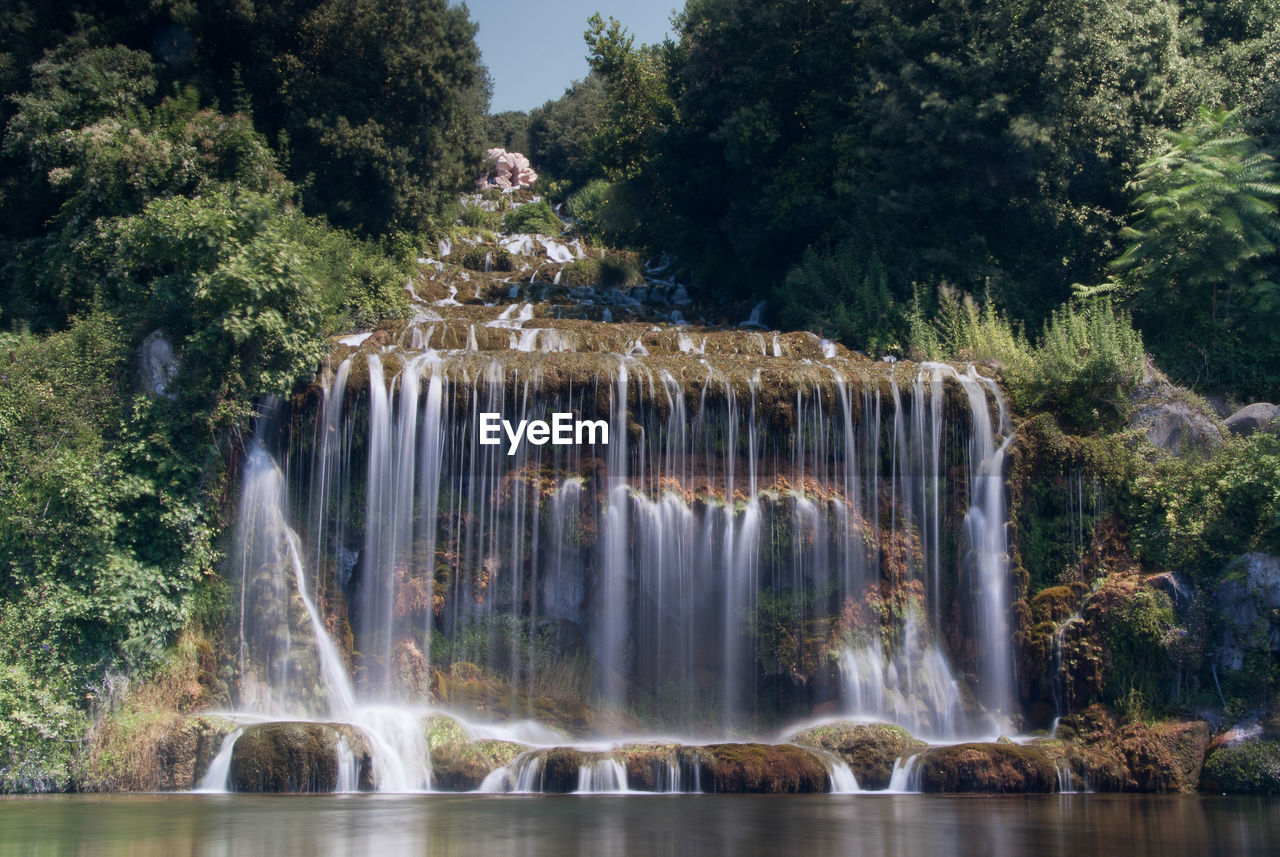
[{"x1": 1, "y1": 794, "x2": 1276, "y2": 857}]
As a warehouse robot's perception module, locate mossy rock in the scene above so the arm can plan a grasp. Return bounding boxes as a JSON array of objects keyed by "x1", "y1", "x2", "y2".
[
  {"x1": 696, "y1": 743, "x2": 830, "y2": 794},
  {"x1": 1201, "y1": 738, "x2": 1280, "y2": 794},
  {"x1": 788, "y1": 722, "x2": 926, "y2": 790},
  {"x1": 917, "y1": 743, "x2": 1058, "y2": 793},
  {"x1": 1030, "y1": 586, "x2": 1079, "y2": 625},
  {"x1": 423, "y1": 714, "x2": 527, "y2": 791},
  {"x1": 229, "y1": 722, "x2": 373, "y2": 793},
  {"x1": 156, "y1": 715, "x2": 238, "y2": 791}
]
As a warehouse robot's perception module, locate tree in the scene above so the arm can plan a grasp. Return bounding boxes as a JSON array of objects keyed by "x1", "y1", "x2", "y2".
[
  {"x1": 484, "y1": 110, "x2": 530, "y2": 154},
  {"x1": 188, "y1": 0, "x2": 490, "y2": 234},
  {"x1": 1113, "y1": 107, "x2": 1280, "y2": 394},
  {"x1": 527, "y1": 74, "x2": 608, "y2": 189}
]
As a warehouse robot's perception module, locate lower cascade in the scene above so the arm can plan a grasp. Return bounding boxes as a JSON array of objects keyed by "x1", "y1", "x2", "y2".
[{"x1": 198, "y1": 294, "x2": 1026, "y2": 794}]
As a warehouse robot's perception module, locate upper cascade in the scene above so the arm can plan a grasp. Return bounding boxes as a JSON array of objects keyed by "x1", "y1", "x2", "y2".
[{"x1": 233, "y1": 274, "x2": 1017, "y2": 744}]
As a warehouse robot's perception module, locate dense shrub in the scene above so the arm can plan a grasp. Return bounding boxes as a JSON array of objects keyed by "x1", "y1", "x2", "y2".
[
  {"x1": 599, "y1": 253, "x2": 644, "y2": 287},
  {"x1": 1018, "y1": 301, "x2": 1146, "y2": 429},
  {"x1": 1202, "y1": 740, "x2": 1280, "y2": 794},
  {"x1": 459, "y1": 203, "x2": 502, "y2": 231},
  {"x1": 501, "y1": 201, "x2": 562, "y2": 236},
  {"x1": 777, "y1": 244, "x2": 903, "y2": 356}
]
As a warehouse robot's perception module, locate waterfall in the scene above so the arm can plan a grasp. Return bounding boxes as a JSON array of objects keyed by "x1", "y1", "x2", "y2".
[
  {"x1": 194, "y1": 729, "x2": 242, "y2": 793},
  {"x1": 886, "y1": 754, "x2": 923, "y2": 793},
  {"x1": 576, "y1": 757, "x2": 629, "y2": 793},
  {"x1": 234, "y1": 436, "x2": 355, "y2": 716},
  {"x1": 222, "y1": 294, "x2": 1023, "y2": 791}
]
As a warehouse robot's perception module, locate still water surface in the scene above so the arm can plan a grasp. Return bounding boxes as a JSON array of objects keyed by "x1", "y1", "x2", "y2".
[{"x1": 1, "y1": 794, "x2": 1275, "y2": 857}]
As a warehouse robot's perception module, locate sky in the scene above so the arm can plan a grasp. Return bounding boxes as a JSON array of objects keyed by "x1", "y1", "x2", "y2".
[{"x1": 462, "y1": 0, "x2": 677, "y2": 114}]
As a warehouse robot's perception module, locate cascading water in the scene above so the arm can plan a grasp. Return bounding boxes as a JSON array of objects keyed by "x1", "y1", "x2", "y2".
[{"x1": 220, "y1": 282, "x2": 1022, "y2": 792}]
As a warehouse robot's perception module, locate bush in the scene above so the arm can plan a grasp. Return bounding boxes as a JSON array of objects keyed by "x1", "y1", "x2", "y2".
[
  {"x1": 1018, "y1": 300, "x2": 1145, "y2": 428},
  {"x1": 912, "y1": 288, "x2": 1031, "y2": 370},
  {"x1": 1202, "y1": 740, "x2": 1280, "y2": 794},
  {"x1": 564, "y1": 179, "x2": 642, "y2": 245},
  {"x1": 599, "y1": 253, "x2": 644, "y2": 287},
  {"x1": 501, "y1": 201, "x2": 562, "y2": 236},
  {"x1": 1128, "y1": 431, "x2": 1280, "y2": 576},
  {"x1": 560, "y1": 258, "x2": 601, "y2": 287},
  {"x1": 459, "y1": 203, "x2": 502, "y2": 231},
  {"x1": 1102, "y1": 588, "x2": 1178, "y2": 710},
  {"x1": 777, "y1": 244, "x2": 904, "y2": 356}
]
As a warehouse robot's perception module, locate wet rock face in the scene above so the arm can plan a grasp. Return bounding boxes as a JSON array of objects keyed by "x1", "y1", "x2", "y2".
[
  {"x1": 696, "y1": 744, "x2": 830, "y2": 794},
  {"x1": 156, "y1": 716, "x2": 237, "y2": 791},
  {"x1": 228, "y1": 722, "x2": 373, "y2": 793},
  {"x1": 1214, "y1": 553, "x2": 1280, "y2": 671},
  {"x1": 917, "y1": 744, "x2": 1058, "y2": 793},
  {"x1": 788, "y1": 722, "x2": 926, "y2": 790},
  {"x1": 1224, "y1": 403, "x2": 1280, "y2": 437}
]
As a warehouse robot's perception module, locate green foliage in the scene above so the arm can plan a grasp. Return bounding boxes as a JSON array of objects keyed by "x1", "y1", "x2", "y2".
[
  {"x1": 459, "y1": 202, "x2": 502, "y2": 231},
  {"x1": 458, "y1": 244, "x2": 512, "y2": 272},
  {"x1": 778, "y1": 245, "x2": 903, "y2": 356},
  {"x1": 484, "y1": 110, "x2": 530, "y2": 153},
  {"x1": 584, "y1": 15, "x2": 675, "y2": 182},
  {"x1": 187, "y1": 0, "x2": 490, "y2": 234},
  {"x1": 560, "y1": 258, "x2": 601, "y2": 287},
  {"x1": 916, "y1": 289, "x2": 1032, "y2": 371},
  {"x1": 1128, "y1": 432, "x2": 1280, "y2": 576},
  {"x1": 501, "y1": 201, "x2": 562, "y2": 236},
  {"x1": 564, "y1": 179, "x2": 643, "y2": 246},
  {"x1": 527, "y1": 75, "x2": 608, "y2": 188},
  {"x1": 1203, "y1": 740, "x2": 1280, "y2": 794},
  {"x1": 598, "y1": 253, "x2": 644, "y2": 288},
  {"x1": 1113, "y1": 107, "x2": 1280, "y2": 396},
  {"x1": 0, "y1": 314, "x2": 214, "y2": 790},
  {"x1": 1018, "y1": 301, "x2": 1146, "y2": 428},
  {"x1": 559, "y1": 252, "x2": 643, "y2": 288},
  {"x1": 1102, "y1": 588, "x2": 1178, "y2": 708}
]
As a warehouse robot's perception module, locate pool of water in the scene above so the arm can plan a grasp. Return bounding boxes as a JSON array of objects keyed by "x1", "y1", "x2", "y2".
[{"x1": 1, "y1": 793, "x2": 1275, "y2": 857}]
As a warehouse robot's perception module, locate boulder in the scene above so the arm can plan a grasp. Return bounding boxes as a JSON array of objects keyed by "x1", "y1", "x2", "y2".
[
  {"x1": 788, "y1": 722, "x2": 926, "y2": 790},
  {"x1": 1130, "y1": 402, "x2": 1222, "y2": 458},
  {"x1": 1224, "y1": 403, "x2": 1280, "y2": 437},
  {"x1": 916, "y1": 743, "x2": 1058, "y2": 793},
  {"x1": 228, "y1": 722, "x2": 374, "y2": 793},
  {"x1": 618, "y1": 744, "x2": 698, "y2": 791}
]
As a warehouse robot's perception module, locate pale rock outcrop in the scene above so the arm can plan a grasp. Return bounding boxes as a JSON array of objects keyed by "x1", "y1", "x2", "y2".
[{"x1": 480, "y1": 148, "x2": 537, "y2": 189}]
